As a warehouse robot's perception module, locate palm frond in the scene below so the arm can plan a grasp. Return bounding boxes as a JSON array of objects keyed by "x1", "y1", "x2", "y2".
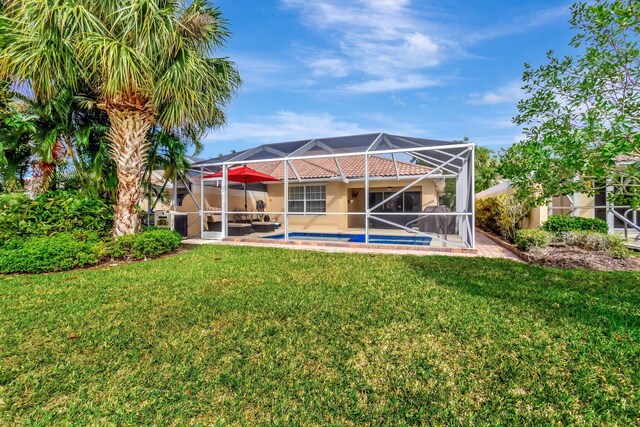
[{"x1": 77, "y1": 32, "x2": 153, "y2": 100}]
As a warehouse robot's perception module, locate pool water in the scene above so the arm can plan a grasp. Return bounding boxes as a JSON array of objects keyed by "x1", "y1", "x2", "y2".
[{"x1": 264, "y1": 232, "x2": 431, "y2": 246}]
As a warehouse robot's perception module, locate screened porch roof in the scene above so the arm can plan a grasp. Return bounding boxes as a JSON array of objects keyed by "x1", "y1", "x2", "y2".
[{"x1": 192, "y1": 132, "x2": 471, "y2": 171}]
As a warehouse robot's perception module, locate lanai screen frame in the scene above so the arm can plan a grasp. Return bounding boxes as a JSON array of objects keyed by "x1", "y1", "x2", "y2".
[{"x1": 193, "y1": 133, "x2": 476, "y2": 248}]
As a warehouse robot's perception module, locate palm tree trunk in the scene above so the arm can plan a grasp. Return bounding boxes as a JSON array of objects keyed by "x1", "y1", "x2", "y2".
[{"x1": 106, "y1": 108, "x2": 153, "y2": 236}]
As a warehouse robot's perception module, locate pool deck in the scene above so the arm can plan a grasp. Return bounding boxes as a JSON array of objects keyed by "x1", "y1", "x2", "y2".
[{"x1": 183, "y1": 228, "x2": 523, "y2": 261}]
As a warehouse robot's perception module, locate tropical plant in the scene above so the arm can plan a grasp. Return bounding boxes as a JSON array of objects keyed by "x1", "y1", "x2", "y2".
[
  {"x1": 475, "y1": 146, "x2": 500, "y2": 192},
  {"x1": 0, "y1": 84, "x2": 115, "y2": 196},
  {"x1": 476, "y1": 194, "x2": 530, "y2": 242},
  {"x1": 502, "y1": 0, "x2": 640, "y2": 208},
  {"x1": 0, "y1": 102, "x2": 34, "y2": 191},
  {"x1": 0, "y1": 190, "x2": 113, "y2": 240},
  {"x1": 0, "y1": 0, "x2": 241, "y2": 235}
]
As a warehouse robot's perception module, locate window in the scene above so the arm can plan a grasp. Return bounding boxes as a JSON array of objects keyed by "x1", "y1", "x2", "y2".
[
  {"x1": 289, "y1": 185, "x2": 326, "y2": 214},
  {"x1": 369, "y1": 190, "x2": 422, "y2": 213},
  {"x1": 403, "y1": 191, "x2": 421, "y2": 212}
]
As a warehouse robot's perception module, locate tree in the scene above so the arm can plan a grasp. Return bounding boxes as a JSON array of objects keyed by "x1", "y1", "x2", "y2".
[
  {"x1": 0, "y1": 0, "x2": 240, "y2": 235},
  {"x1": 0, "y1": 87, "x2": 115, "y2": 196},
  {"x1": 475, "y1": 146, "x2": 501, "y2": 192},
  {"x1": 502, "y1": 0, "x2": 640, "y2": 208},
  {"x1": 0, "y1": 102, "x2": 34, "y2": 191}
]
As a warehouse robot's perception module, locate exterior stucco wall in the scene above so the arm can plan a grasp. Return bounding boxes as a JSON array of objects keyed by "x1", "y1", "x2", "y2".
[
  {"x1": 265, "y1": 178, "x2": 440, "y2": 231},
  {"x1": 266, "y1": 181, "x2": 349, "y2": 231}
]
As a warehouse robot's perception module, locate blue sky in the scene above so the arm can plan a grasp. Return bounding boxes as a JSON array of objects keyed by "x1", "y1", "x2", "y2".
[{"x1": 201, "y1": 0, "x2": 575, "y2": 157}]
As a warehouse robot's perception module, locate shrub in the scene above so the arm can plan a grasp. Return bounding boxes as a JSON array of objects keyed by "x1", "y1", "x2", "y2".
[
  {"x1": 0, "y1": 233, "x2": 108, "y2": 274},
  {"x1": 0, "y1": 229, "x2": 182, "y2": 274},
  {"x1": 515, "y1": 229, "x2": 552, "y2": 252},
  {"x1": 0, "y1": 190, "x2": 113, "y2": 240},
  {"x1": 560, "y1": 231, "x2": 625, "y2": 251},
  {"x1": 541, "y1": 215, "x2": 608, "y2": 234},
  {"x1": 110, "y1": 228, "x2": 182, "y2": 260},
  {"x1": 552, "y1": 231, "x2": 631, "y2": 259},
  {"x1": 476, "y1": 194, "x2": 529, "y2": 242}
]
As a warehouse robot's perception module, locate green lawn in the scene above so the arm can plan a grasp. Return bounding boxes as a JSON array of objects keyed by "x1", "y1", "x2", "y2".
[{"x1": 1, "y1": 246, "x2": 639, "y2": 425}]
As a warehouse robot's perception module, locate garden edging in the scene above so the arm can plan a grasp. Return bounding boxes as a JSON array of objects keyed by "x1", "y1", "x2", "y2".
[{"x1": 476, "y1": 229, "x2": 530, "y2": 262}]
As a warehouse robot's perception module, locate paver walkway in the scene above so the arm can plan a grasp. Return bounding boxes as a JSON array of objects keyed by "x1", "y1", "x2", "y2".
[
  {"x1": 185, "y1": 228, "x2": 523, "y2": 261},
  {"x1": 474, "y1": 231, "x2": 522, "y2": 260}
]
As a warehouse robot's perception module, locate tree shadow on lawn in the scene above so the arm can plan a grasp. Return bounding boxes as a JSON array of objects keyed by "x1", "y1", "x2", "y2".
[{"x1": 403, "y1": 256, "x2": 640, "y2": 333}]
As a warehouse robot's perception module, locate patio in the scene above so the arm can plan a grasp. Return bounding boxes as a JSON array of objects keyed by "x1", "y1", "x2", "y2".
[{"x1": 178, "y1": 133, "x2": 475, "y2": 251}]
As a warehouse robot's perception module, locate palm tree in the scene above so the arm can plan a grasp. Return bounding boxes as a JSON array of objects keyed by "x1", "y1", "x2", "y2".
[
  {"x1": 0, "y1": 0, "x2": 240, "y2": 235},
  {"x1": 475, "y1": 146, "x2": 500, "y2": 192}
]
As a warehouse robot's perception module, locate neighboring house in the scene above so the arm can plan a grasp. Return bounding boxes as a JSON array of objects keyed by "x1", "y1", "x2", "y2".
[
  {"x1": 171, "y1": 133, "x2": 476, "y2": 249},
  {"x1": 477, "y1": 160, "x2": 640, "y2": 240}
]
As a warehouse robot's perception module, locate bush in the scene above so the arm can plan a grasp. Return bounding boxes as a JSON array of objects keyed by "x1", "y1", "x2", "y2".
[
  {"x1": 559, "y1": 231, "x2": 626, "y2": 251},
  {"x1": 515, "y1": 229, "x2": 552, "y2": 252},
  {"x1": 0, "y1": 229, "x2": 182, "y2": 274},
  {"x1": 541, "y1": 215, "x2": 608, "y2": 234},
  {"x1": 0, "y1": 233, "x2": 108, "y2": 274},
  {"x1": 475, "y1": 194, "x2": 529, "y2": 242},
  {"x1": 110, "y1": 228, "x2": 182, "y2": 260},
  {"x1": 0, "y1": 190, "x2": 113, "y2": 240}
]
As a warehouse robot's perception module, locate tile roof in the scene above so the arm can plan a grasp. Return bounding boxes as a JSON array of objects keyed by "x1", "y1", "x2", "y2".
[{"x1": 248, "y1": 155, "x2": 432, "y2": 180}]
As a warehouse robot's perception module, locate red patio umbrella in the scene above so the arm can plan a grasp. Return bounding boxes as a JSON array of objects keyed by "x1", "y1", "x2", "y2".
[{"x1": 203, "y1": 166, "x2": 280, "y2": 219}]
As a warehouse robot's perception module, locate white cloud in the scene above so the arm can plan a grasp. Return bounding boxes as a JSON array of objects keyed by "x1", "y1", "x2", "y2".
[
  {"x1": 282, "y1": 0, "x2": 455, "y2": 93},
  {"x1": 463, "y1": 4, "x2": 571, "y2": 44},
  {"x1": 468, "y1": 82, "x2": 523, "y2": 105},
  {"x1": 204, "y1": 111, "x2": 370, "y2": 144},
  {"x1": 346, "y1": 75, "x2": 439, "y2": 94},
  {"x1": 390, "y1": 94, "x2": 405, "y2": 106},
  {"x1": 281, "y1": 1, "x2": 568, "y2": 94},
  {"x1": 204, "y1": 111, "x2": 432, "y2": 145},
  {"x1": 307, "y1": 57, "x2": 349, "y2": 78},
  {"x1": 362, "y1": 0, "x2": 410, "y2": 11}
]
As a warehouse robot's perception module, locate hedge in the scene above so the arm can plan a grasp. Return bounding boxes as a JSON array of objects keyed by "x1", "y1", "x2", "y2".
[
  {"x1": 0, "y1": 233, "x2": 108, "y2": 274},
  {"x1": 541, "y1": 215, "x2": 609, "y2": 234},
  {"x1": 110, "y1": 228, "x2": 183, "y2": 260},
  {"x1": 0, "y1": 228, "x2": 183, "y2": 274}
]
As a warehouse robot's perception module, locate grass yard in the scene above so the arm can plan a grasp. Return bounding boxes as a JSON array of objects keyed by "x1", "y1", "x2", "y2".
[{"x1": 1, "y1": 245, "x2": 639, "y2": 425}]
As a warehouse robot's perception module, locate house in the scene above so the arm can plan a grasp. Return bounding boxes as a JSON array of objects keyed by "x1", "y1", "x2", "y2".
[
  {"x1": 171, "y1": 133, "x2": 476, "y2": 249},
  {"x1": 476, "y1": 155, "x2": 640, "y2": 240}
]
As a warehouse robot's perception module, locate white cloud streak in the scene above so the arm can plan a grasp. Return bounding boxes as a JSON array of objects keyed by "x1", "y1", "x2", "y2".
[
  {"x1": 204, "y1": 111, "x2": 432, "y2": 145},
  {"x1": 281, "y1": 0, "x2": 456, "y2": 93},
  {"x1": 467, "y1": 82, "x2": 523, "y2": 105},
  {"x1": 204, "y1": 111, "x2": 370, "y2": 144}
]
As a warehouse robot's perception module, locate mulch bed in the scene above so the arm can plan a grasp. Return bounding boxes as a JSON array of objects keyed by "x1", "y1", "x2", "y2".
[{"x1": 527, "y1": 246, "x2": 640, "y2": 271}]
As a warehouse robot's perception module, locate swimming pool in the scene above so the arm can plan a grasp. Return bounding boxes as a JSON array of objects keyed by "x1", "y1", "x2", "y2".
[{"x1": 264, "y1": 232, "x2": 432, "y2": 246}]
